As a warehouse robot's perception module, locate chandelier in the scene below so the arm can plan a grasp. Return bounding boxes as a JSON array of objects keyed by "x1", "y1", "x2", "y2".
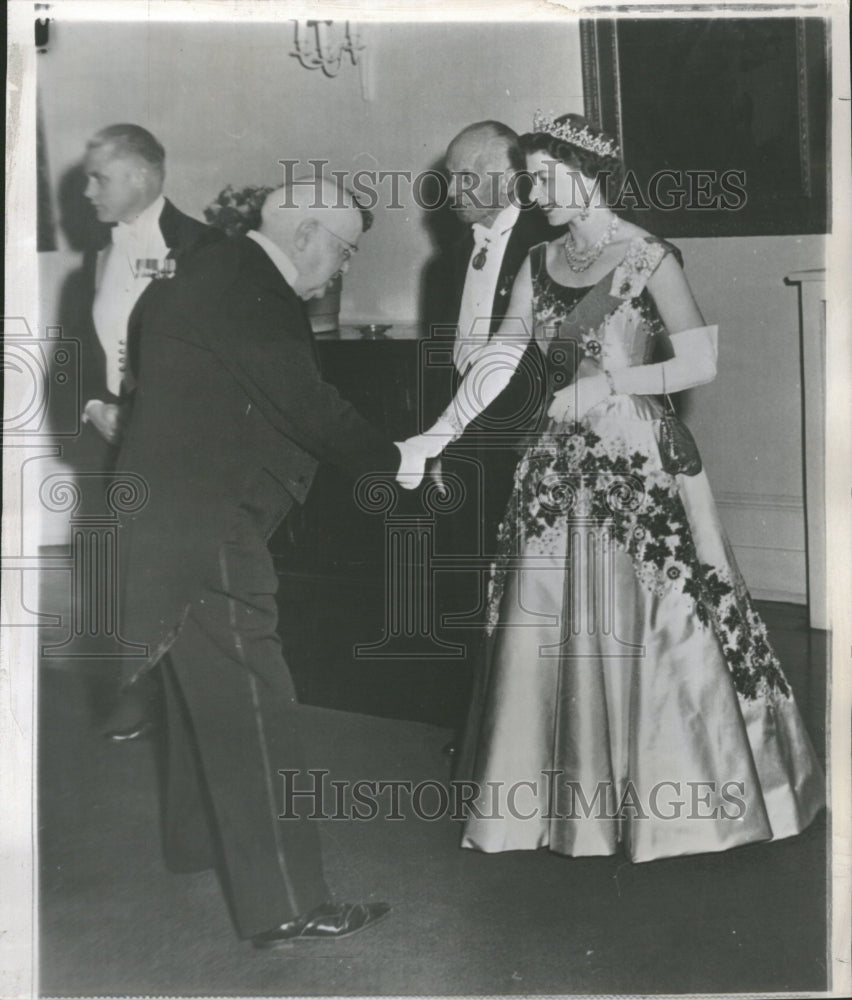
[{"x1": 291, "y1": 20, "x2": 365, "y2": 79}]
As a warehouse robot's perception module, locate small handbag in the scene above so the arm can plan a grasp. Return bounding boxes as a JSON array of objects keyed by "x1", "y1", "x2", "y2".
[{"x1": 657, "y1": 368, "x2": 702, "y2": 477}]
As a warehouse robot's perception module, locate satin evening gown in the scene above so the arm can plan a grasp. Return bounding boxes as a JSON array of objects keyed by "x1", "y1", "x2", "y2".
[{"x1": 457, "y1": 237, "x2": 824, "y2": 862}]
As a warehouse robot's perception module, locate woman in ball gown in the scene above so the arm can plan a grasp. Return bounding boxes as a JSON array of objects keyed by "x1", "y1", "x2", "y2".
[{"x1": 401, "y1": 112, "x2": 824, "y2": 862}]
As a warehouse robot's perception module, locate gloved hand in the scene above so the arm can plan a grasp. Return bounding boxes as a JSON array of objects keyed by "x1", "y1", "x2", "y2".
[
  {"x1": 394, "y1": 415, "x2": 461, "y2": 490},
  {"x1": 394, "y1": 438, "x2": 429, "y2": 490},
  {"x1": 547, "y1": 373, "x2": 612, "y2": 424},
  {"x1": 83, "y1": 400, "x2": 123, "y2": 444}
]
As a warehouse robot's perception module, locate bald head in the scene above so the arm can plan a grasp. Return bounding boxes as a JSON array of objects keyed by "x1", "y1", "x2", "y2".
[
  {"x1": 446, "y1": 121, "x2": 523, "y2": 226},
  {"x1": 448, "y1": 122, "x2": 522, "y2": 173},
  {"x1": 259, "y1": 178, "x2": 359, "y2": 239},
  {"x1": 258, "y1": 177, "x2": 366, "y2": 300}
]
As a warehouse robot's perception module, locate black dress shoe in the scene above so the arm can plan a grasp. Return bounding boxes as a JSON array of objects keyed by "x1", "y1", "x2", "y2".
[
  {"x1": 103, "y1": 720, "x2": 157, "y2": 743},
  {"x1": 252, "y1": 901, "x2": 391, "y2": 948}
]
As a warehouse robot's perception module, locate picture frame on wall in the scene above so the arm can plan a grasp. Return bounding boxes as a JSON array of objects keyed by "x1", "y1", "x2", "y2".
[{"x1": 580, "y1": 17, "x2": 830, "y2": 237}]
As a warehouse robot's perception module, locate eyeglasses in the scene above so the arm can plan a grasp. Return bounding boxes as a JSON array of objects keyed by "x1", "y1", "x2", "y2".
[{"x1": 315, "y1": 221, "x2": 359, "y2": 263}]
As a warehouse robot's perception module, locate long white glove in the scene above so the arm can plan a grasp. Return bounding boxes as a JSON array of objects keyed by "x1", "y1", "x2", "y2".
[
  {"x1": 547, "y1": 324, "x2": 718, "y2": 424},
  {"x1": 395, "y1": 329, "x2": 530, "y2": 490},
  {"x1": 610, "y1": 324, "x2": 718, "y2": 395},
  {"x1": 394, "y1": 414, "x2": 462, "y2": 490},
  {"x1": 395, "y1": 433, "x2": 450, "y2": 490},
  {"x1": 547, "y1": 372, "x2": 612, "y2": 423}
]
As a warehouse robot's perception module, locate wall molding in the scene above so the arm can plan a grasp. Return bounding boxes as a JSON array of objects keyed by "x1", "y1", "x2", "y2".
[
  {"x1": 715, "y1": 491, "x2": 804, "y2": 514},
  {"x1": 714, "y1": 490, "x2": 806, "y2": 605}
]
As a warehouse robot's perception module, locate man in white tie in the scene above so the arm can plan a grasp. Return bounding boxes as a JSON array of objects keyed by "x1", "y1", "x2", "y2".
[
  {"x1": 445, "y1": 122, "x2": 555, "y2": 374},
  {"x1": 77, "y1": 123, "x2": 221, "y2": 739},
  {"x1": 81, "y1": 124, "x2": 220, "y2": 445},
  {"x1": 437, "y1": 121, "x2": 557, "y2": 753}
]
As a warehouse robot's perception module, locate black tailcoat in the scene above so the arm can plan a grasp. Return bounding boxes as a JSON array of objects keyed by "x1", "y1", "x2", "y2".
[
  {"x1": 117, "y1": 235, "x2": 399, "y2": 672},
  {"x1": 449, "y1": 205, "x2": 555, "y2": 340},
  {"x1": 446, "y1": 206, "x2": 558, "y2": 551}
]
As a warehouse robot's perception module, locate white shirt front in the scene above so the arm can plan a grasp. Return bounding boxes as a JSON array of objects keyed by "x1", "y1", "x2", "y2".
[
  {"x1": 90, "y1": 194, "x2": 168, "y2": 398},
  {"x1": 454, "y1": 203, "x2": 521, "y2": 374}
]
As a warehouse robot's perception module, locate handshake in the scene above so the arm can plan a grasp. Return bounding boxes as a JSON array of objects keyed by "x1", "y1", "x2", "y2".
[
  {"x1": 394, "y1": 416, "x2": 459, "y2": 491},
  {"x1": 391, "y1": 370, "x2": 616, "y2": 491}
]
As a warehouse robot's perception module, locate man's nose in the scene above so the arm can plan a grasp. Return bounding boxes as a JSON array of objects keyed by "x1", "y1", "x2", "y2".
[{"x1": 83, "y1": 178, "x2": 96, "y2": 200}]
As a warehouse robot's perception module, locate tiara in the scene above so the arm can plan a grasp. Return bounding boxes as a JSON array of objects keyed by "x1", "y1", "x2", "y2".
[{"x1": 532, "y1": 110, "x2": 620, "y2": 158}]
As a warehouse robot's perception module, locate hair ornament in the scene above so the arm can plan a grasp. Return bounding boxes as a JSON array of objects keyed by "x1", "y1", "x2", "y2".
[{"x1": 532, "y1": 110, "x2": 620, "y2": 158}]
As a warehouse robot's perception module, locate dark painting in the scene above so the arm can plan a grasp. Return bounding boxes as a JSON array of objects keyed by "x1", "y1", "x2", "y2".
[{"x1": 581, "y1": 18, "x2": 829, "y2": 237}]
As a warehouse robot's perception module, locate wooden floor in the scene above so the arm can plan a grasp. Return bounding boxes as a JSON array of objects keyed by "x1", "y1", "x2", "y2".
[{"x1": 37, "y1": 564, "x2": 829, "y2": 996}]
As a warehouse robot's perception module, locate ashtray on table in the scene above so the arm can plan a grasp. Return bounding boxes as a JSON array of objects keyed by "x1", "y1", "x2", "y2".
[{"x1": 358, "y1": 324, "x2": 392, "y2": 340}]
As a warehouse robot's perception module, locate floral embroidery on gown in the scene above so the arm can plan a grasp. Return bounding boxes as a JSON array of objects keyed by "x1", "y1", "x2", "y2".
[{"x1": 457, "y1": 236, "x2": 825, "y2": 862}]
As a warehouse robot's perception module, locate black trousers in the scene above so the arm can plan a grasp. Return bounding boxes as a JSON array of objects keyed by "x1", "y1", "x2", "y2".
[
  {"x1": 437, "y1": 437, "x2": 521, "y2": 733},
  {"x1": 160, "y1": 510, "x2": 329, "y2": 938},
  {"x1": 65, "y1": 421, "x2": 162, "y2": 722}
]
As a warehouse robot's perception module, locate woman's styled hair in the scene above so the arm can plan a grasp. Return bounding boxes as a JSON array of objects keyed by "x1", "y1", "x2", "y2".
[{"x1": 520, "y1": 113, "x2": 624, "y2": 190}]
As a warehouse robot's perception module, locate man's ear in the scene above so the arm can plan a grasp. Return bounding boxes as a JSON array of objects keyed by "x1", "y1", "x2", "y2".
[
  {"x1": 293, "y1": 218, "x2": 317, "y2": 252},
  {"x1": 129, "y1": 162, "x2": 149, "y2": 191}
]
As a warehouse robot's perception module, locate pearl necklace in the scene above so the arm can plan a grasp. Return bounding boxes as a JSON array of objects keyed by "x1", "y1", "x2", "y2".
[{"x1": 562, "y1": 216, "x2": 620, "y2": 272}]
